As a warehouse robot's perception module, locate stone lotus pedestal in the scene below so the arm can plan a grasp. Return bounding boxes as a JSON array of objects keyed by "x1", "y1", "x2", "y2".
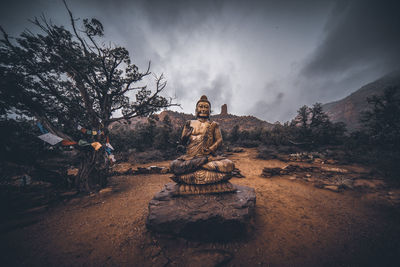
[{"x1": 146, "y1": 183, "x2": 256, "y2": 240}]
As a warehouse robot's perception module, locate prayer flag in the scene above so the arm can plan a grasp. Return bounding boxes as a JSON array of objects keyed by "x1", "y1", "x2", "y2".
[
  {"x1": 91, "y1": 142, "x2": 102, "y2": 151},
  {"x1": 38, "y1": 133, "x2": 63, "y2": 145},
  {"x1": 36, "y1": 122, "x2": 48, "y2": 134},
  {"x1": 61, "y1": 140, "x2": 77, "y2": 146},
  {"x1": 105, "y1": 147, "x2": 112, "y2": 155},
  {"x1": 78, "y1": 139, "x2": 91, "y2": 146},
  {"x1": 108, "y1": 154, "x2": 116, "y2": 163},
  {"x1": 106, "y1": 143, "x2": 114, "y2": 150}
]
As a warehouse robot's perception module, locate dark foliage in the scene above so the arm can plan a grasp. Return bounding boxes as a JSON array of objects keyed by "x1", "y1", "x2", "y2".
[
  {"x1": 0, "y1": 118, "x2": 47, "y2": 164},
  {"x1": 359, "y1": 86, "x2": 400, "y2": 178},
  {"x1": 0, "y1": 2, "x2": 175, "y2": 191}
]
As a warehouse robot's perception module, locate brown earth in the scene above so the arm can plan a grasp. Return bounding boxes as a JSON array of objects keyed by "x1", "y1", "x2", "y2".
[{"x1": 1, "y1": 148, "x2": 399, "y2": 266}]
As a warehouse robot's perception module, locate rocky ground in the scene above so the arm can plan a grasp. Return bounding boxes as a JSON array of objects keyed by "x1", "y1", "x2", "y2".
[{"x1": 1, "y1": 148, "x2": 399, "y2": 266}]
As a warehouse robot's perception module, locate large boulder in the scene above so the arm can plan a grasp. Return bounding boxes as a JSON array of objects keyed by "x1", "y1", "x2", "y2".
[{"x1": 146, "y1": 183, "x2": 256, "y2": 240}]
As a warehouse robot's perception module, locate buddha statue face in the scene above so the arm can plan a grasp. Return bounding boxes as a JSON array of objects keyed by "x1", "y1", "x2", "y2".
[{"x1": 196, "y1": 101, "x2": 210, "y2": 119}]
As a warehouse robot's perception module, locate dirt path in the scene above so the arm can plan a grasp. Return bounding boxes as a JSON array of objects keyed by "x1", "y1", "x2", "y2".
[{"x1": 1, "y1": 149, "x2": 399, "y2": 266}]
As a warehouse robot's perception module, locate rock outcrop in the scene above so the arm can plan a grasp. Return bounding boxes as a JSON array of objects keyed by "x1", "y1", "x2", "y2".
[{"x1": 220, "y1": 104, "x2": 228, "y2": 115}]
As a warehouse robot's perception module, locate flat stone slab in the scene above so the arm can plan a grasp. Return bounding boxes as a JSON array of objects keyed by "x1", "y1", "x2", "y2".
[{"x1": 146, "y1": 183, "x2": 256, "y2": 240}]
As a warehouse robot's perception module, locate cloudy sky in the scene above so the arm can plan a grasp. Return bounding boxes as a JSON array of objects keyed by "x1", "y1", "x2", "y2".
[{"x1": 1, "y1": 0, "x2": 399, "y2": 122}]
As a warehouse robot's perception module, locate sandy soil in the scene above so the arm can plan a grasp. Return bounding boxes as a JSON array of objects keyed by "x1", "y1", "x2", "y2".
[{"x1": 1, "y1": 148, "x2": 399, "y2": 266}]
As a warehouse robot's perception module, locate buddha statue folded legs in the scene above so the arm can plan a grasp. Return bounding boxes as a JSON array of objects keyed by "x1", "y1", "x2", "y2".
[{"x1": 169, "y1": 95, "x2": 237, "y2": 195}]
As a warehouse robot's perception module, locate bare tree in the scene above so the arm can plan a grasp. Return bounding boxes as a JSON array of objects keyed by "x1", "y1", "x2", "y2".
[{"x1": 0, "y1": 1, "x2": 177, "y2": 191}]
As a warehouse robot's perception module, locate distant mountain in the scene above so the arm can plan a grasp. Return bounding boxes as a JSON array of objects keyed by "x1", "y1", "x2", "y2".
[
  {"x1": 322, "y1": 71, "x2": 400, "y2": 131},
  {"x1": 110, "y1": 105, "x2": 273, "y2": 133}
]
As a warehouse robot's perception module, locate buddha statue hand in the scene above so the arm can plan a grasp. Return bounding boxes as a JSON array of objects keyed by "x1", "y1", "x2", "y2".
[
  {"x1": 177, "y1": 144, "x2": 185, "y2": 153},
  {"x1": 202, "y1": 148, "x2": 212, "y2": 155},
  {"x1": 181, "y1": 122, "x2": 193, "y2": 146}
]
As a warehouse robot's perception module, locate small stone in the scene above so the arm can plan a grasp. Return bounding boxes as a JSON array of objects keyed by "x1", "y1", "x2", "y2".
[
  {"x1": 67, "y1": 168, "x2": 79, "y2": 176},
  {"x1": 160, "y1": 167, "x2": 169, "y2": 174},
  {"x1": 99, "y1": 187, "x2": 113, "y2": 194},
  {"x1": 232, "y1": 147, "x2": 244, "y2": 153},
  {"x1": 289, "y1": 176, "x2": 296, "y2": 180},
  {"x1": 326, "y1": 159, "x2": 338, "y2": 164},
  {"x1": 321, "y1": 166, "x2": 348, "y2": 173},
  {"x1": 324, "y1": 185, "x2": 339, "y2": 192},
  {"x1": 313, "y1": 158, "x2": 324, "y2": 164}
]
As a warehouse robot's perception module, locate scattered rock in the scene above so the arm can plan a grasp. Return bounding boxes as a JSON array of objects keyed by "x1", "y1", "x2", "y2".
[
  {"x1": 99, "y1": 187, "x2": 113, "y2": 194},
  {"x1": 112, "y1": 163, "x2": 134, "y2": 173},
  {"x1": 353, "y1": 179, "x2": 385, "y2": 189},
  {"x1": 282, "y1": 165, "x2": 319, "y2": 173},
  {"x1": 160, "y1": 167, "x2": 169, "y2": 174},
  {"x1": 324, "y1": 185, "x2": 340, "y2": 192},
  {"x1": 111, "y1": 165, "x2": 169, "y2": 176},
  {"x1": 261, "y1": 167, "x2": 282, "y2": 177},
  {"x1": 289, "y1": 152, "x2": 325, "y2": 162},
  {"x1": 326, "y1": 159, "x2": 338, "y2": 164},
  {"x1": 185, "y1": 249, "x2": 233, "y2": 266},
  {"x1": 321, "y1": 166, "x2": 349, "y2": 173},
  {"x1": 313, "y1": 158, "x2": 324, "y2": 164},
  {"x1": 232, "y1": 147, "x2": 244, "y2": 153},
  {"x1": 67, "y1": 168, "x2": 78, "y2": 176},
  {"x1": 386, "y1": 190, "x2": 400, "y2": 205},
  {"x1": 146, "y1": 183, "x2": 256, "y2": 240},
  {"x1": 134, "y1": 166, "x2": 169, "y2": 175},
  {"x1": 340, "y1": 181, "x2": 353, "y2": 189}
]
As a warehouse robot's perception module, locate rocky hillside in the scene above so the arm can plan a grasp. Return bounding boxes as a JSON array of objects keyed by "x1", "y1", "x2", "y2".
[
  {"x1": 110, "y1": 105, "x2": 273, "y2": 133},
  {"x1": 322, "y1": 71, "x2": 400, "y2": 131}
]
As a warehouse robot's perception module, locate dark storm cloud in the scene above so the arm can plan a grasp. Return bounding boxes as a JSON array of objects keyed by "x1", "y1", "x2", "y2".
[
  {"x1": 249, "y1": 91, "x2": 286, "y2": 122},
  {"x1": 3, "y1": 0, "x2": 395, "y2": 122},
  {"x1": 302, "y1": 0, "x2": 400, "y2": 77},
  {"x1": 202, "y1": 74, "x2": 233, "y2": 114},
  {"x1": 247, "y1": 80, "x2": 290, "y2": 122},
  {"x1": 139, "y1": 0, "x2": 224, "y2": 30}
]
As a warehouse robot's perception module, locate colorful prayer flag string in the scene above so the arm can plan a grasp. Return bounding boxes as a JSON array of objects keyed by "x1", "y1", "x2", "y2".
[{"x1": 77, "y1": 125, "x2": 104, "y2": 136}]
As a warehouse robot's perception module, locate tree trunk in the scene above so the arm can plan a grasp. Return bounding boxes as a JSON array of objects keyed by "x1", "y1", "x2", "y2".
[{"x1": 76, "y1": 149, "x2": 108, "y2": 192}]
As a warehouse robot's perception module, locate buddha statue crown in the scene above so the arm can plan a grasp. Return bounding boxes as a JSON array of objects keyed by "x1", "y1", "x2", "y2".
[
  {"x1": 196, "y1": 95, "x2": 211, "y2": 118},
  {"x1": 196, "y1": 95, "x2": 210, "y2": 107}
]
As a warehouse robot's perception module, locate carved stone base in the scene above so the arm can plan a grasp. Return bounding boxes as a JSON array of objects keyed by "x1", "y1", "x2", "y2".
[
  {"x1": 173, "y1": 181, "x2": 236, "y2": 195},
  {"x1": 146, "y1": 183, "x2": 256, "y2": 240}
]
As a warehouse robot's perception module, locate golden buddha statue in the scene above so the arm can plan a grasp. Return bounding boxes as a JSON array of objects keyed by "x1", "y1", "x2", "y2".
[{"x1": 170, "y1": 95, "x2": 236, "y2": 195}]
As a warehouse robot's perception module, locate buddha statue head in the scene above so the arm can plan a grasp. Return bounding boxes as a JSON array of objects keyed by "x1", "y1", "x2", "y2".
[{"x1": 196, "y1": 95, "x2": 211, "y2": 119}]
